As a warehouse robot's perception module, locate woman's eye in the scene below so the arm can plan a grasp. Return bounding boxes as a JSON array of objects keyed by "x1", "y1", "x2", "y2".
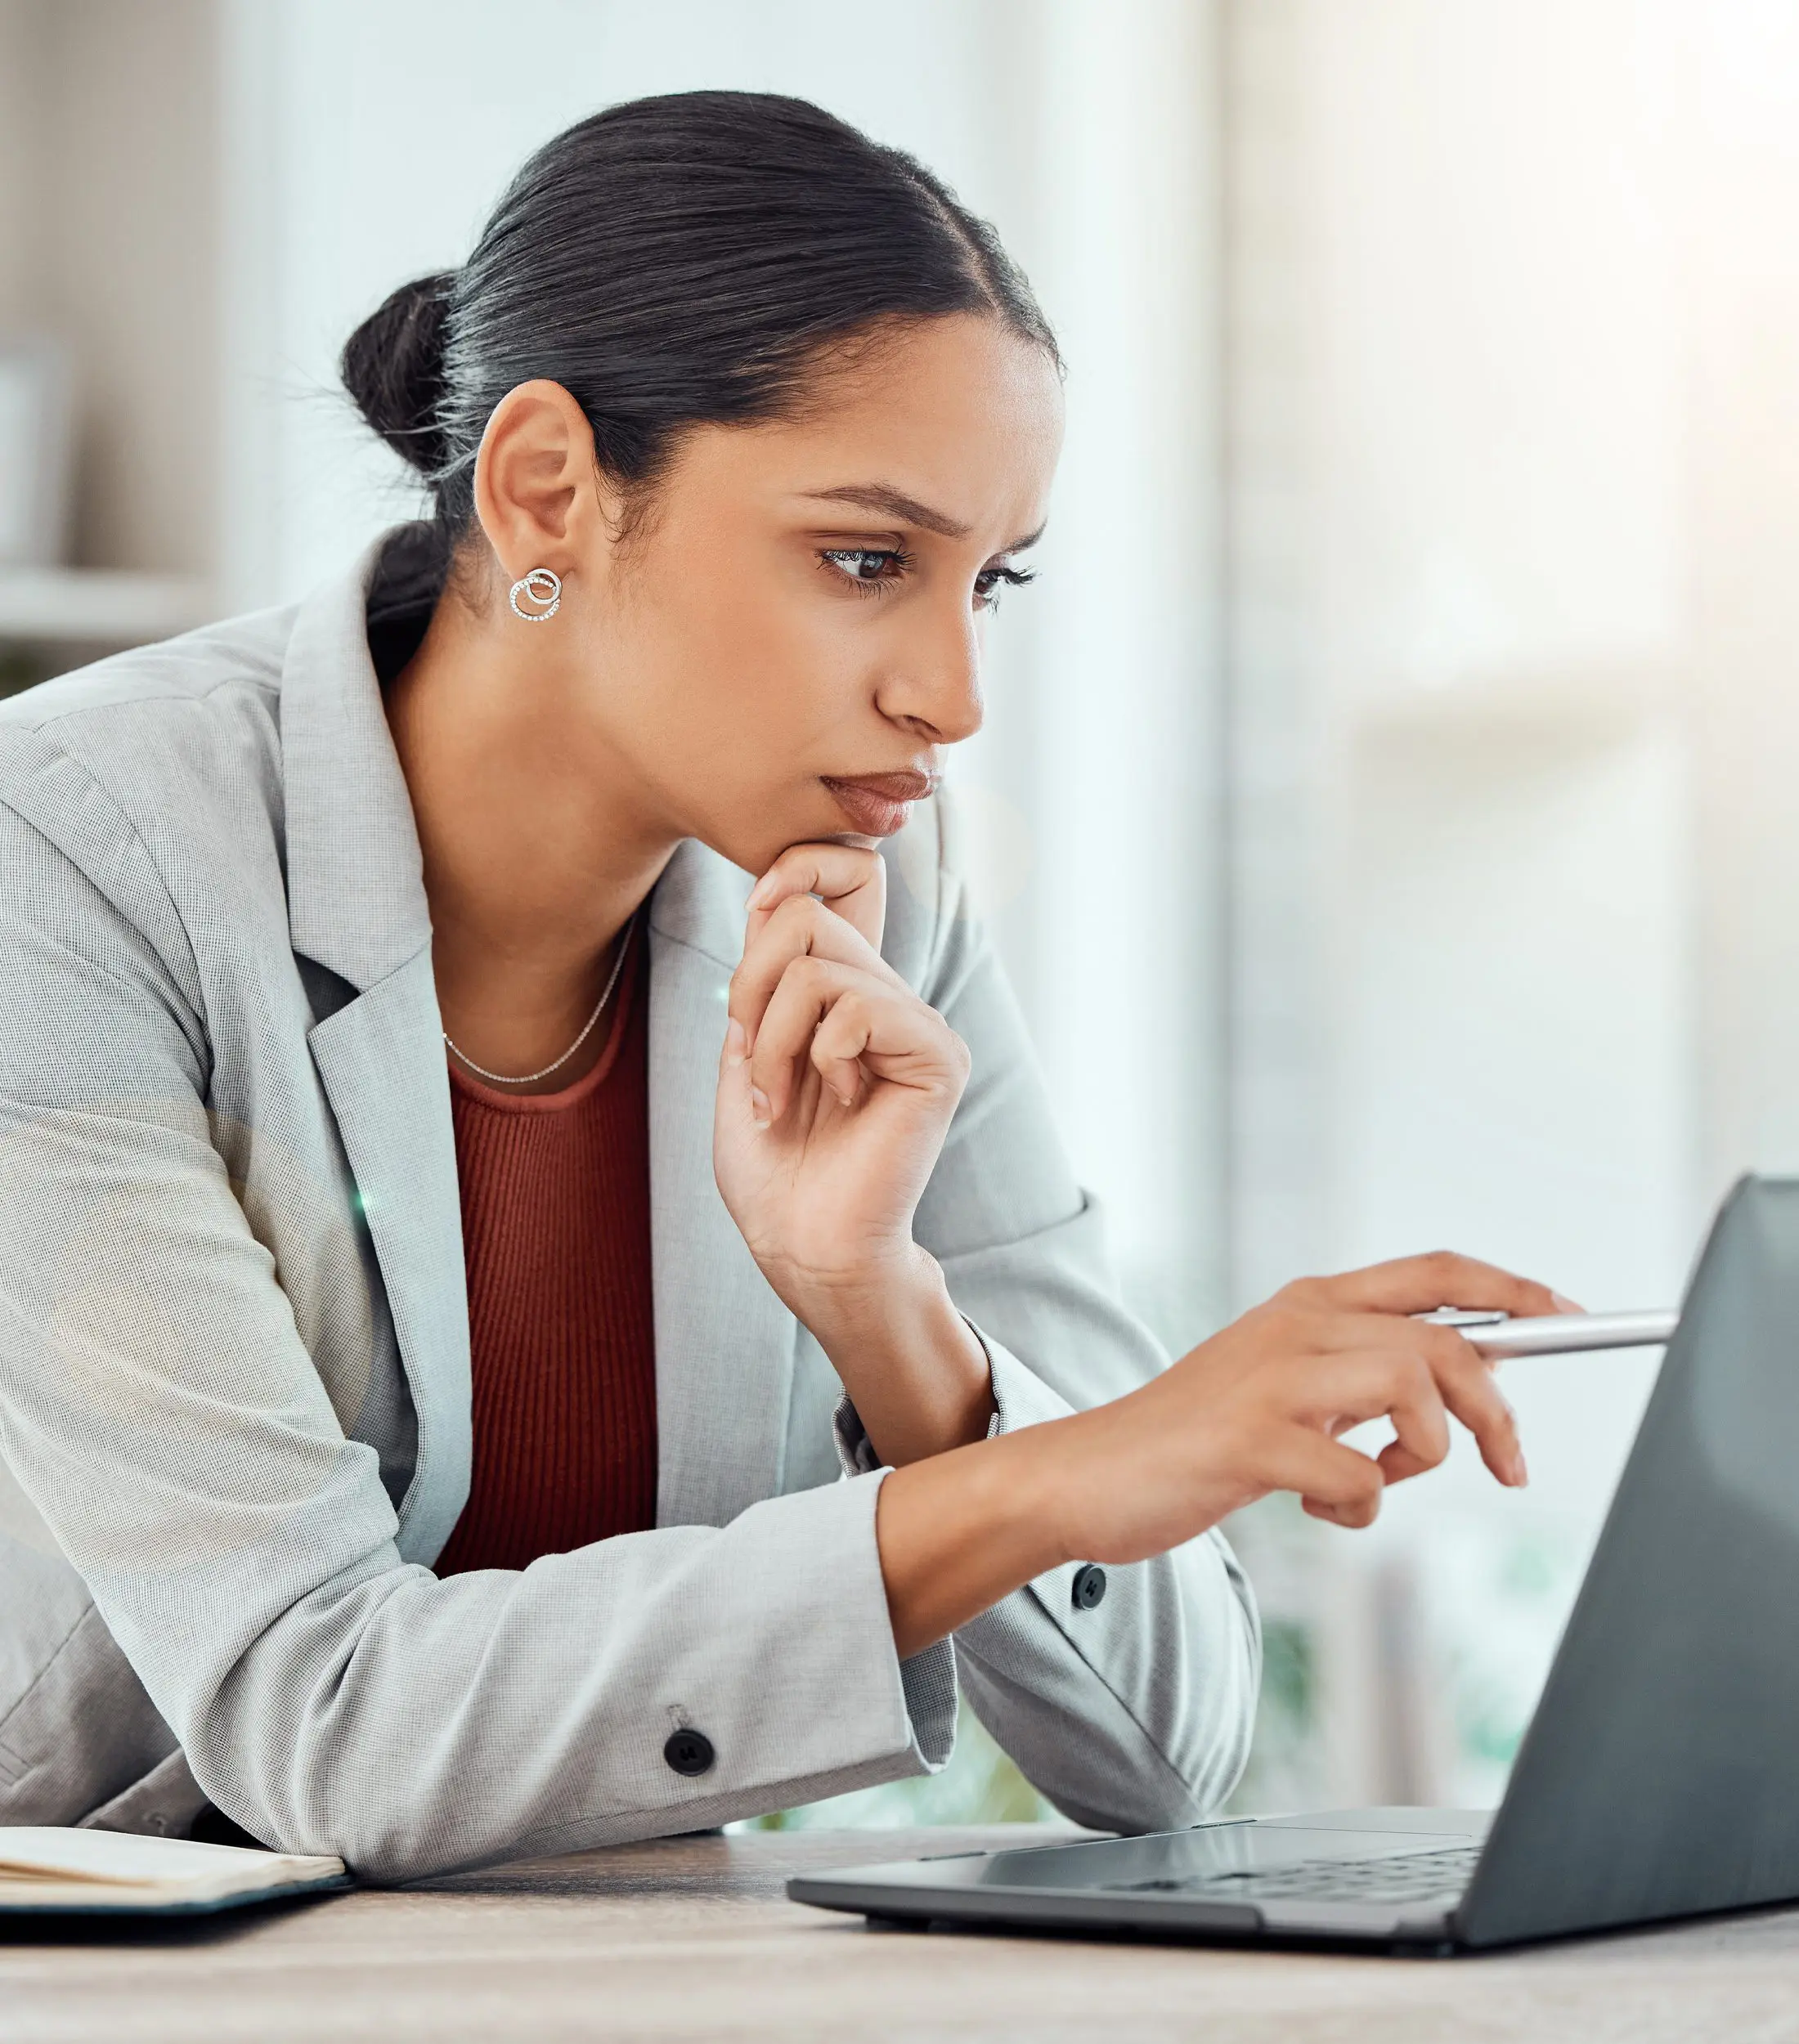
[
  {"x1": 974, "y1": 563, "x2": 1037, "y2": 612},
  {"x1": 822, "y1": 548, "x2": 905, "y2": 588},
  {"x1": 819, "y1": 548, "x2": 1038, "y2": 608}
]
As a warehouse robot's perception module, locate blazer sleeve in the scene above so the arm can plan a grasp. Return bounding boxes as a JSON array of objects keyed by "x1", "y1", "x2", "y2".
[
  {"x1": 851, "y1": 827, "x2": 1262, "y2": 1833},
  {"x1": 0, "y1": 770, "x2": 956, "y2": 1881}
]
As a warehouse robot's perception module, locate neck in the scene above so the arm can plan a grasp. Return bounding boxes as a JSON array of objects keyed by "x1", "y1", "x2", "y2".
[{"x1": 387, "y1": 591, "x2": 677, "y2": 1091}]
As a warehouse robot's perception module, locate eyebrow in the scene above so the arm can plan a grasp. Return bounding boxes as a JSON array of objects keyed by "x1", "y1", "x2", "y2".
[{"x1": 802, "y1": 483, "x2": 1044, "y2": 554}]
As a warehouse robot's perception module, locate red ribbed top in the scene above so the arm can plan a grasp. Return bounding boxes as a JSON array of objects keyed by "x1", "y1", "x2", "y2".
[{"x1": 434, "y1": 929, "x2": 657, "y2": 1575}]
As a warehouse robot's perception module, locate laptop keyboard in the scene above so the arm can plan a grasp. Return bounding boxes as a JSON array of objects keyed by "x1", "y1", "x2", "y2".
[{"x1": 1114, "y1": 1844, "x2": 1482, "y2": 1907}]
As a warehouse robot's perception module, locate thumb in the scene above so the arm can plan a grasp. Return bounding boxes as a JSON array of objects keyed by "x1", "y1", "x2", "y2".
[
  {"x1": 746, "y1": 842, "x2": 886, "y2": 952},
  {"x1": 716, "y1": 1016, "x2": 764, "y2": 1136}
]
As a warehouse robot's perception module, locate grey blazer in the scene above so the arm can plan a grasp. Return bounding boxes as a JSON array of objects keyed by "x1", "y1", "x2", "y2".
[{"x1": 0, "y1": 538, "x2": 1258, "y2": 1880}]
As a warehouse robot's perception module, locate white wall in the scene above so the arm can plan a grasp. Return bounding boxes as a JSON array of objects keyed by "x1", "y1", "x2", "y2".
[
  {"x1": 1689, "y1": 1, "x2": 1799, "y2": 1201},
  {"x1": 220, "y1": 0, "x2": 1230, "y2": 1335},
  {"x1": 964, "y1": 3, "x2": 1227, "y2": 1334},
  {"x1": 1226, "y1": 4, "x2": 1693, "y2": 1661},
  {"x1": 1222, "y1": 0, "x2": 1799, "y2": 1807}
]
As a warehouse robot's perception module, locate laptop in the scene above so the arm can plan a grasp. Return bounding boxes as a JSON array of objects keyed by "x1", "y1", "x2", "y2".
[{"x1": 789, "y1": 1174, "x2": 1799, "y2": 1953}]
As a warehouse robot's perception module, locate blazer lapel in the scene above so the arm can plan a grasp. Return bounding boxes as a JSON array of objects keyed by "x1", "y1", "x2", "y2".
[
  {"x1": 280, "y1": 538, "x2": 470, "y2": 1564},
  {"x1": 648, "y1": 841, "x2": 800, "y2": 1528},
  {"x1": 307, "y1": 954, "x2": 470, "y2": 1565}
]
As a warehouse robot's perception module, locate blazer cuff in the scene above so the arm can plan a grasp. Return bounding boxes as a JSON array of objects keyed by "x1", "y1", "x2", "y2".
[
  {"x1": 836, "y1": 1325, "x2": 1115, "y2": 1636},
  {"x1": 832, "y1": 1317, "x2": 1063, "y2": 1479}
]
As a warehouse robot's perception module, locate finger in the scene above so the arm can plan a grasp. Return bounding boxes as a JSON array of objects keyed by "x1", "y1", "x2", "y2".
[
  {"x1": 1293, "y1": 1315, "x2": 1530, "y2": 1490},
  {"x1": 1294, "y1": 1314, "x2": 1528, "y2": 1482},
  {"x1": 729, "y1": 892, "x2": 901, "y2": 1051},
  {"x1": 715, "y1": 1014, "x2": 760, "y2": 1136},
  {"x1": 1288, "y1": 1250, "x2": 1563, "y2": 1323},
  {"x1": 746, "y1": 957, "x2": 884, "y2": 1123},
  {"x1": 746, "y1": 843, "x2": 886, "y2": 951},
  {"x1": 806, "y1": 981, "x2": 965, "y2": 1111},
  {"x1": 1274, "y1": 1306, "x2": 1488, "y2": 1365},
  {"x1": 1267, "y1": 1429, "x2": 1386, "y2": 1529},
  {"x1": 750, "y1": 957, "x2": 964, "y2": 1122},
  {"x1": 1303, "y1": 1493, "x2": 1382, "y2": 1529},
  {"x1": 719, "y1": 1003, "x2": 827, "y2": 1136},
  {"x1": 809, "y1": 988, "x2": 875, "y2": 1111},
  {"x1": 745, "y1": 960, "x2": 834, "y2": 1126},
  {"x1": 1300, "y1": 1350, "x2": 1451, "y2": 1478},
  {"x1": 1378, "y1": 1414, "x2": 1469, "y2": 1486},
  {"x1": 1411, "y1": 1323, "x2": 1528, "y2": 1487}
]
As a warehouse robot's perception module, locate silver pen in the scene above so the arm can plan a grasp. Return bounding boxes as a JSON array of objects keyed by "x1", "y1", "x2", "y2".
[{"x1": 1415, "y1": 1307, "x2": 1677, "y2": 1359}]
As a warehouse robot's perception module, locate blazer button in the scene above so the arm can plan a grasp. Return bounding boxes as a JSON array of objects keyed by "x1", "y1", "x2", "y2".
[
  {"x1": 664, "y1": 1728, "x2": 716, "y2": 1777},
  {"x1": 1071, "y1": 1563, "x2": 1108, "y2": 1611}
]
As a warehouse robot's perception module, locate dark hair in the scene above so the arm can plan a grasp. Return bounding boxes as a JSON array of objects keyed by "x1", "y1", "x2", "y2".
[{"x1": 340, "y1": 90, "x2": 1057, "y2": 557}]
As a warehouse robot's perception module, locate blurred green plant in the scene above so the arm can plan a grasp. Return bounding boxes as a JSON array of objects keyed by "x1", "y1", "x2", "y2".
[
  {"x1": 1433, "y1": 1517, "x2": 1585, "y2": 1803},
  {"x1": 736, "y1": 1692, "x2": 1055, "y2": 1831},
  {"x1": 1222, "y1": 1494, "x2": 1327, "y2": 1812},
  {"x1": 1233, "y1": 1616, "x2": 1312, "y2": 1792}
]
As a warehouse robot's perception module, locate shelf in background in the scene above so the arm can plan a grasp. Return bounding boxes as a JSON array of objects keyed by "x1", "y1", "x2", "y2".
[{"x1": 0, "y1": 567, "x2": 213, "y2": 647}]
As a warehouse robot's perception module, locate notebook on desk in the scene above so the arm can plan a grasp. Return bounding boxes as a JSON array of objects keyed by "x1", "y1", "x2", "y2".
[{"x1": 0, "y1": 1828, "x2": 348, "y2": 1916}]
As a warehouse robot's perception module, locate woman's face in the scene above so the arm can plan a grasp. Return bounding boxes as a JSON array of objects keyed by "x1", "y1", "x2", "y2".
[{"x1": 554, "y1": 314, "x2": 1064, "y2": 876}]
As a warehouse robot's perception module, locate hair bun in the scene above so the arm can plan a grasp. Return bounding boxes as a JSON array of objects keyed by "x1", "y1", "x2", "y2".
[{"x1": 340, "y1": 271, "x2": 455, "y2": 477}]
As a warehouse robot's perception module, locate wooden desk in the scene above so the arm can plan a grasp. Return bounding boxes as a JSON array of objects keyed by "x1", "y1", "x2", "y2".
[{"x1": 4, "y1": 1825, "x2": 1797, "y2": 2041}]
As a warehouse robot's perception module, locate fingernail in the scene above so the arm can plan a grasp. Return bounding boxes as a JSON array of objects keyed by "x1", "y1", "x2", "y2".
[
  {"x1": 748, "y1": 873, "x2": 778, "y2": 908},
  {"x1": 750, "y1": 1086, "x2": 772, "y2": 1128},
  {"x1": 1512, "y1": 1450, "x2": 1529, "y2": 1486},
  {"x1": 725, "y1": 1018, "x2": 747, "y2": 1065},
  {"x1": 1550, "y1": 1291, "x2": 1586, "y2": 1316}
]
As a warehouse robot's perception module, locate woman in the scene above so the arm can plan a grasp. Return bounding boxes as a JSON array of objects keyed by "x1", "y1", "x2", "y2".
[{"x1": 0, "y1": 92, "x2": 1558, "y2": 1880}]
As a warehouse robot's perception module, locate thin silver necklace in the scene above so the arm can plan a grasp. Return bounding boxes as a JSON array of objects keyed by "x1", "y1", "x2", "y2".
[{"x1": 444, "y1": 912, "x2": 638, "y2": 1087}]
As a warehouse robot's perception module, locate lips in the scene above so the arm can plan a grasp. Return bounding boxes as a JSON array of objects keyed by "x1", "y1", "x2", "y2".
[{"x1": 819, "y1": 770, "x2": 939, "y2": 839}]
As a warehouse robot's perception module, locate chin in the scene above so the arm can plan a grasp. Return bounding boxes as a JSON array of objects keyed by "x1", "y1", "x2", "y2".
[
  {"x1": 696, "y1": 786, "x2": 901, "y2": 883},
  {"x1": 698, "y1": 814, "x2": 832, "y2": 881}
]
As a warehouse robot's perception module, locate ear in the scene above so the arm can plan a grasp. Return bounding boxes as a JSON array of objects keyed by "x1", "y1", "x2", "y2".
[{"x1": 471, "y1": 379, "x2": 613, "y2": 587}]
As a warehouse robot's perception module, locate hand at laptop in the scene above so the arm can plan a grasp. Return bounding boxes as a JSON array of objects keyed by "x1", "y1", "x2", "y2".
[
  {"x1": 877, "y1": 1252, "x2": 1563, "y2": 1657},
  {"x1": 1060, "y1": 1253, "x2": 1557, "y2": 1551}
]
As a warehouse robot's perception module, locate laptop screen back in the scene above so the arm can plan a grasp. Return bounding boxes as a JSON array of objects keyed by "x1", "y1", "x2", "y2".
[{"x1": 1459, "y1": 1176, "x2": 1799, "y2": 1947}]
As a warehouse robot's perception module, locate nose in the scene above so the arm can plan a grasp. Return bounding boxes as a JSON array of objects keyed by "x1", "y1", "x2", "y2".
[{"x1": 877, "y1": 603, "x2": 985, "y2": 748}]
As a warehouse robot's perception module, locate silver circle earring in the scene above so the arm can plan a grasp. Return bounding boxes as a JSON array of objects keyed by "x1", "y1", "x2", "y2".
[{"x1": 508, "y1": 567, "x2": 562, "y2": 623}]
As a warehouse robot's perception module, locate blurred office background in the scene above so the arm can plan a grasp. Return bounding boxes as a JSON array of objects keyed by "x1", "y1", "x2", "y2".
[{"x1": 2, "y1": 0, "x2": 1797, "y2": 1822}]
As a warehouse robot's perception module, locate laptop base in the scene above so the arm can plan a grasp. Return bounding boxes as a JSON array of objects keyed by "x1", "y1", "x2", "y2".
[{"x1": 788, "y1": 1808, "x2": 1484, "y2": 1952}]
